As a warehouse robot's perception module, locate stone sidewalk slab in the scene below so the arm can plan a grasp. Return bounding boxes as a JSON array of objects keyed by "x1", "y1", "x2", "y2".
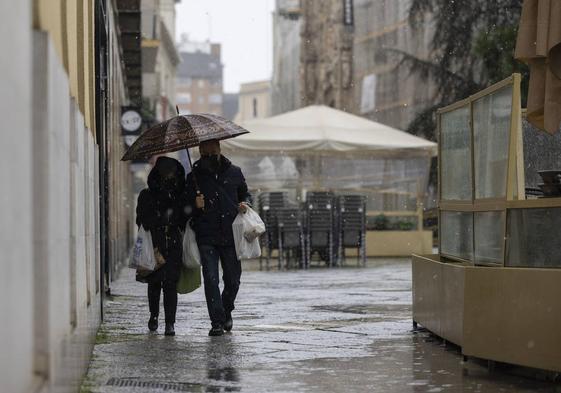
[{"x1": 81, "y1": 260, "x2": 558, "y2": 393}]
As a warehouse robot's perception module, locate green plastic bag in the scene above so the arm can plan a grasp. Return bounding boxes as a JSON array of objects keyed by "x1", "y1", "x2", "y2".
[{"x1": 176, "y1": 265, "x2": 201, "y2": 294}]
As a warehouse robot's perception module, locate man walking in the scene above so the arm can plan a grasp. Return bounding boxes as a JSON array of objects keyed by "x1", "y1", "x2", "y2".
[{"x1": 186, "y1": 139, "x2": 251, "y2": 336}]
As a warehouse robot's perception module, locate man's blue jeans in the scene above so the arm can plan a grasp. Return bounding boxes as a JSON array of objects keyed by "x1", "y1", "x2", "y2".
[{"x1": 199, "y1": 244, "x2": 242, "y2": 328}]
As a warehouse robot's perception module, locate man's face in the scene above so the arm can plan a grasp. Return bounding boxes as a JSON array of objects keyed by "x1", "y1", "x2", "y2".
[{"x1": 199, "y1": 140, "x2": 221, "y2": 157}]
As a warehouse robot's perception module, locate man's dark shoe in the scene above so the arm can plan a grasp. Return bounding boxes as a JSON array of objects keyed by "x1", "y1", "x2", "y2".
[
  {"x1": 224, "y1": 314, "x2": 233, "y2": 332},
  {"x1": 148, "y1": 315, "x2": 158, "y2": 332},
  {"x1": 164, "y1": 323, "x2": 175, "y2": 336},
  {"x1": 208, "y1": 326, "x2": 224, "y2": 336}
]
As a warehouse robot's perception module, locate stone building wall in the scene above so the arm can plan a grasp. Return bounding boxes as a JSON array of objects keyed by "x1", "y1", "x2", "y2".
[
  {"x1": 300, "y1": 0, "x2": 354, "y2": 110},
  {"x1": 352, "y1": 0, "x2": 435, "y2": 132},
  {"x1": 271, "y1": 0, "x2": 302, "y2": 115},
  {"x1": 272, "y1": 0, "x2": 436, "y2": 132}
]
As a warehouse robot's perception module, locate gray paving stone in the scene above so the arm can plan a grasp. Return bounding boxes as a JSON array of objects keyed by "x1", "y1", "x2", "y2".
[{"x1": 82, "y1": 259, "x2": 560, "y2": 393}]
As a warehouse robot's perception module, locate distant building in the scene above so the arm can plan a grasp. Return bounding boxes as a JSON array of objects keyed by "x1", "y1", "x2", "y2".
[
  {"x1": 300, "y1": 0, "x2": 354, "y2": 111},
  {"x1": 352, "y1": 0, "x2": 436, "y2": 131},
  {"x1": 176, "y1": 36, "x2": 224, "y2": 116},
  {"x1": 282, "y1": 0, "x2": 435, "y2": 131},
  {"x1": 222, "y1": 93, "x2": 240, "y2": 121},
  {"x1": 271, "y1": 0, "x2": 302, "y2": 115},
  {"x1": 141, "y1": 0, "x2": 182, "y2": 122},
  {"x1": 234, "y1": 80, "x2": 271, "y2": 123}
]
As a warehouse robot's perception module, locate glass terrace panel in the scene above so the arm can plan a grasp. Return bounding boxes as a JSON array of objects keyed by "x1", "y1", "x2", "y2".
[
  {"x1": 473, "y1": 86, "x2": 513, "y2": 199},
  {"x1": 440, "y1": 106, "x2": 472, "y2": 201}
]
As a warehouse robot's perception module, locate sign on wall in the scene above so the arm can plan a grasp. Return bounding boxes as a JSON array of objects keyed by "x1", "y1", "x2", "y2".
[{"x1": 121, "y1": 106, "x2": 142, "y2": 147}]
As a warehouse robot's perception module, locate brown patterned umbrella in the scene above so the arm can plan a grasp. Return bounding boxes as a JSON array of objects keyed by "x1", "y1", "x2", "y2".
[{"x1": 121, "y1": 113, "x2": 250, "y2": 161}]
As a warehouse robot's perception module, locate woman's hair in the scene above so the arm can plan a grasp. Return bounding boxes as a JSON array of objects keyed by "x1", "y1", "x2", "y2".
[{"x1": 147, "y1": 156, "x2": 185, "y2": 191}]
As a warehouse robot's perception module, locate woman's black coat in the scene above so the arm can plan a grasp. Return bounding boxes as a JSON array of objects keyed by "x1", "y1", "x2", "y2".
[{"x1": 135, "y1": 157, "x2": 190, "y2": 284}]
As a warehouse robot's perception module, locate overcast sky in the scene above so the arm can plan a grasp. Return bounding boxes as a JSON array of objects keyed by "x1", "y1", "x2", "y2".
[{"x1": 175, "y1": 0, "x2": 275, "y2": 93}]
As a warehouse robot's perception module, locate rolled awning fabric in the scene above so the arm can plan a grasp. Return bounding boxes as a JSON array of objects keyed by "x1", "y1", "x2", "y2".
[{"x1": 515, "y1": 0, "x2": 561, "y2": 134}]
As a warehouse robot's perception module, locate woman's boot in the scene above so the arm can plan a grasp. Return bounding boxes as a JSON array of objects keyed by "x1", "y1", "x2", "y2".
[{"x1": 148, "y1": 314, "x2": 158, "y2": 331}]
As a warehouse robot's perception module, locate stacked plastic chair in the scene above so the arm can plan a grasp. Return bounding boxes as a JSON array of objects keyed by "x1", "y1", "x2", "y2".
[
  {"x1": 305, "y1": 192, "x2": 336, "y2": 267},
  {"x1": 257, "y1": 192, "x2": 288, "y2": 270},
  {"x1": 277, "y1": 208, "x2": 306, "y2": 270},
  {"x1": 336, "y1": 195, "x2": 367, "y2": 266}
]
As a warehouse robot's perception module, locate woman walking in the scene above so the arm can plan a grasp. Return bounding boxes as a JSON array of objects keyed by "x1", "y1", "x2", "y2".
[{"x1": 136, "y1": 156, "x2": 190, "y2": 336}]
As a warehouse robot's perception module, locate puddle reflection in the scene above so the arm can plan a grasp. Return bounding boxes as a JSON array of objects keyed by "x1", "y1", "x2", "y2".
[
  {"x1": 408, "y1": 329, "x2": 560, "y2": 392},
  {"x1": 205, "y1": 336, "x2": 242, "y2": 392}
]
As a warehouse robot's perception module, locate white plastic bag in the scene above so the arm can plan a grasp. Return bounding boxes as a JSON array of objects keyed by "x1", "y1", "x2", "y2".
[
  {"x1": 243, "y1": 208, "x2": 267, "y2": 242},
  {"x1": 232, "y1": 207, "x2": 266, "y2": 259},
  {"x1": 182, "y1": 221, "x2": 201, "y2": 268},
  {"x1": 129, "y1": 226, "x2": 156, "y2": 271}
]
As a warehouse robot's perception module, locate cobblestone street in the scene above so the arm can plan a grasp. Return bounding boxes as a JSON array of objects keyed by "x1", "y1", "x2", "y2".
[{"x1": 82, "y1": 260, "x2": 559, "y2": 393}]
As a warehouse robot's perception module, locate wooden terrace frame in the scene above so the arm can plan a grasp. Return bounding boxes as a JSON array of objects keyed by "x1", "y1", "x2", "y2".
[{"x1": 437, "y1": 74, "x2": 533, "y2": 266}]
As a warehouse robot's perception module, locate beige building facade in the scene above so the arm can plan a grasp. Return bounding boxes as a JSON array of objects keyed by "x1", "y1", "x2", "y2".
[
  {"x1": 1, "y1": 1, "x2": 135, "y2": 392},
  {"x1": 235, "y1": 80, "x2": 272, "y2": 123},
  {"x1": 142, "y1": 0, "x2": 182, "y2": 122}
]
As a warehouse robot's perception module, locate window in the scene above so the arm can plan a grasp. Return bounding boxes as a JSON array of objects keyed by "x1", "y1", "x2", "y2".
[
  {"x1": 178, "y1": 77, "x2": 192, "y2": 87},
  {"x1": 253, "y1": 98, "x2": 258, "y2": 118},
  {"x1": 176, "y1": 93, "x2": 191, "y2": 104},
  {"x1": 209, "y1": 94, "x2": 222, "y2": 104},
  {"x1": 198, "y1": 79, "x2": 205, "y2": 88},
  {"x1": 198, "y1": 96, "x2": 205, "y2": 104}
]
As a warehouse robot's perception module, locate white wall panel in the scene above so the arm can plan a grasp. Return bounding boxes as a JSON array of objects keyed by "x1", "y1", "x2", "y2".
[
  {"x1": 0, "y1": 1, "x2": 33, "y2": 392},
  {"x1": 29, "y1": 30, "x2": 101, "y2": 393}
]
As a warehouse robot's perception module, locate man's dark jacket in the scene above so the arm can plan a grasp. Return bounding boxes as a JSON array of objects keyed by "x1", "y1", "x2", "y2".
[{"x1": 186, "y1": 155, "x2": 251, "y2": 246}]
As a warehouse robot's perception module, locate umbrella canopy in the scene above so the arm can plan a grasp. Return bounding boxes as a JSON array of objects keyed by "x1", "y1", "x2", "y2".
[
  {"x1": 515, "y1": 0, "x2": 561, "y2": 134},
  {"x1": 221, "y1": 105, "x2": 437, "y2": 156},
  {"x1": 121, "y1": 113, "x2": 249, "y2": 161}
]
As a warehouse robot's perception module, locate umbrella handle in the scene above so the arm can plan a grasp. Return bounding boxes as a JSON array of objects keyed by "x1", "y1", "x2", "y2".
[{"x1": 195, "y1": 188, "x2": 204, "y2": 211}]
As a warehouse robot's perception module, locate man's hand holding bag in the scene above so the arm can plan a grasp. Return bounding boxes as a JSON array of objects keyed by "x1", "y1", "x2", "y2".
[{"x1": 232, "y1": 207, "x2": 266, "y2": 259}]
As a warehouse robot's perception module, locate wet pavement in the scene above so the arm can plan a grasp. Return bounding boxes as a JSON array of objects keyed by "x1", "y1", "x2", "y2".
[{"x1": 82, "y1": 259, "x2": 561, "y2": 393}]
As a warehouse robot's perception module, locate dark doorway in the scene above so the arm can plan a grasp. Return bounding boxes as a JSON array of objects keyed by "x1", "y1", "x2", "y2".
[{"x1": 95, "y1": 0, "x2": 110, "y2": 318}]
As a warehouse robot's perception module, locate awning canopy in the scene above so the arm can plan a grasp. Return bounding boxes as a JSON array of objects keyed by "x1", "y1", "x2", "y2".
[{"x1": 221, "y1": 105, "x2": 437, "y2": 156}]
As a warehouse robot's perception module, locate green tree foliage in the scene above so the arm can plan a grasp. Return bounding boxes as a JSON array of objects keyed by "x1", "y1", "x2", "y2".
[{"x1": 397, "y1": 0, "x2": 529, "y2": 141}]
